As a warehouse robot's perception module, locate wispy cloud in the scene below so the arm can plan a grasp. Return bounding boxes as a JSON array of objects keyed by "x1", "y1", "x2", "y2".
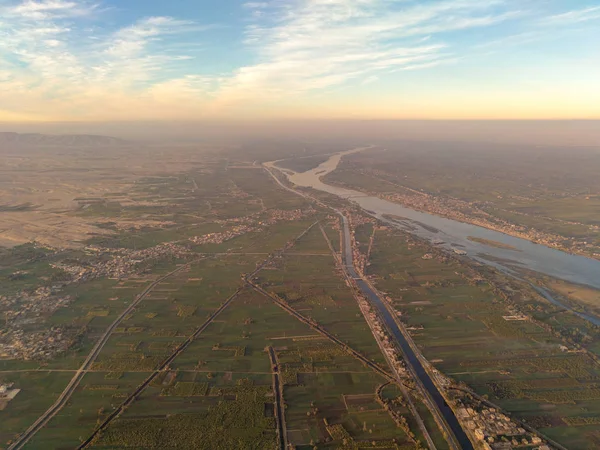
[
  {"x1": 474, "y1": 5, "x2": 600, "y2": 54},
  {"x1": 99, "y1": 16, "x2": 204, "y2": 89},
  {"x1": 0, "y1": 0, "x2": 596, "y2": 121},
  {"x1": 361, "y1": 75, "x2": 379, "y2": 85},
  {"x1": 540, "y1": 6, "x2": 600, "y2": 25},
  {"x1": 211, "y1": 0, "x2": 519, "y2": 109},
  {"x1": 0, "y1": 0, "x2": 218, "y2": 119},
  {"x1": 6, "y1": 0, "x2": 96, "y2": 19},
  {"x1": 475, "y1": 30, "x2": 543, "y2": 50}
]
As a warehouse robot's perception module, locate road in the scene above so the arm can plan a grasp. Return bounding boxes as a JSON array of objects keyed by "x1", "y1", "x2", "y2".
[
  {"x1": 267, "y1": 347, "x2": 287, "y2": 450},
  {"x1": 77, "y1": 287, "x2": 244, "y2": 449},
  {"x1": 247, "y1": 280, "x2": 396, "y2": 384},
  {"x1": 341, "y1": 224, "x2": 471, "y2": 450},
  {"x1": 264, "y1": 164, "x2": 473, "y2": 450},
  {"x1": 8, "y1": 262, "x2": 198, "y2": 450},
  {"x1": 76, "y1": 227, "x2": 312, "y2": 448}
]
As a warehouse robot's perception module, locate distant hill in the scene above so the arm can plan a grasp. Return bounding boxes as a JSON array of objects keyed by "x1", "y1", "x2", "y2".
[{"x1": 0, "y1": 132, "x2": 128, "y2": 147}]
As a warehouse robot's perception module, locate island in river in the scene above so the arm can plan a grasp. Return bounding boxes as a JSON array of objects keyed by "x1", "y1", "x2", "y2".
[
  {"x1": 266, "y1": 148, "x2": 600, "y2": 323},
  {"x1": 467, "y1": 236, "x2": 521, "y2": 252}
]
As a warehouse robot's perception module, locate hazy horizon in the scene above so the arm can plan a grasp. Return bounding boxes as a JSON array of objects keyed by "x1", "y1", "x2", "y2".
[{"x1": 2, "y1": 119, "x2": 600, "y2": 148}]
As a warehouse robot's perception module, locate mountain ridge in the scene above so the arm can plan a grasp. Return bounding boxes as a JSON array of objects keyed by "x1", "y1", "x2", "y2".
[{"x1": 0, "y1": 132, "x2": 128, "y2": 147}]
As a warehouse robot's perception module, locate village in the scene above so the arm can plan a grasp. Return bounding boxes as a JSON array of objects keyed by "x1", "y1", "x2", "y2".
[
  {"x1": 0, "y1": 285, "x2": 73, "y2": 360},
  {"x1": 0, "y1": 382, "x2": 20, "y2": 411},
  {"x1": 344, "y1": 168, "x2": 599, "y2": 259},
  {"x1": 379, "y1": 190, "x2": 573, "y2": 252},
  {"x1": 190, "y1": 208, "x2": 312, "y2": 245},
  {"x1": 0, "y1": 207, "x2": 315, "y2": 362},
  {"x1": 455, "y1": 402, "x2": 548, "y2": 450}
]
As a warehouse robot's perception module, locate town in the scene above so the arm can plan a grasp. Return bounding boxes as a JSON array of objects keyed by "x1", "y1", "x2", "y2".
[
  {"x1": 331, "y1": 167, "x2": 600, "y2": 260},
  {"x1": 0, "y1": 207, "x2": 315, "y2": 361}
]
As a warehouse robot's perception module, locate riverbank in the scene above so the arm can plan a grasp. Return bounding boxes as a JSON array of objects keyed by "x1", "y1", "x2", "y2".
[
  {"x1": 263, "y1": 162, "x2": 472, "y2": 449},
  {"x1": 264, "y1": 161, "x2": 578, "y2": 449},
  {"x1": 324, "y1": 172, "x2": 600, "y2": 263},
  {"x1": 272, "y1": 148, "x2": 600, "y2": 292}
]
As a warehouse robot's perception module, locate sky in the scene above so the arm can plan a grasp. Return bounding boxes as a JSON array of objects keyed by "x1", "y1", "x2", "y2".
[{"x1": 0, "y1": 0, "x2": 599, "y2": 122}]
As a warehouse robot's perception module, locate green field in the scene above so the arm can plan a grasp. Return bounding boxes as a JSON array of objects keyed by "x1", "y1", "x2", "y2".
[
  {"x1": 274, "y1": 155, "x2": 331, "y2": 173},
  {"x1": 368, "y1": 227, "x2": 600, "y2": 449},
  {"x1": 8, "y1": 146, "x2": 598, "y2": 449},
  {"x1": 1, "y1": 164, "x2": 421, "y2": 449},
  {"x1": 325, "y1": 145, "x2": 600, "y2": 256},
  {"x1": 86, "y1": 282, "x2": 417, "y2": 449}
]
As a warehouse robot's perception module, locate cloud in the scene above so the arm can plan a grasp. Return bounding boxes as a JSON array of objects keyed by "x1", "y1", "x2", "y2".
[
  {"x1": 243, "y1": 2, "x2": 270, "y2": 9},
  {"x1": 6, "y1": 0, "x2": 95, "y2": 19},
  {"x1": 360, "y1": 75, "x2": 379, "y2": 85},
  {"x1": 1, "y1": 0, "x2": 594, "y2": 121},
  {"x1": 474, "y1": 5, "x2": 600, "y2": 53},
  {"x1": 210, "y1": 0, "x2": 519, "y2": 109},
  {"x1": 540, "y1": 6, "x2": 600, "y2": 25},
  {"x1": 105, "y1": 17, "x2": 195, "y2": 62},
  {"x1": 475, "y1": 30, "x2": 543, "y2": 50},
  {"x1": 0, "y1": 0, "x2": 221, "y2": 120},
  {"x1": 0, "y1": 0, "x2": 521, "y2": 120}
]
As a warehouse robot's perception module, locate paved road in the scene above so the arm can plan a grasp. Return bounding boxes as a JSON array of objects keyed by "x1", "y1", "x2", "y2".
[
  {"x1": 343, "y1": 242, "x2": 472, "y2": 449},
  {"x1": 77, "y1": 287, "x2": 244, "y2": 449},
  {"x1": 8, "y1": 262, "x2": 197, "y2": 450},
  {"x1": 248, "y1": 281, "x2": 396, "y2": 384},
  {"x1": 339, "y1": 213, "x2": 466, "y2": 448},
  {"x1": 318, "y1": 223, "x2": 437, "y2": 449},
  {"x1": 267, "y1": 347, "x2": 287, "y2": 450},
  {"x1": 76, "y1": 237, "x2": 296, "y2": 448}
]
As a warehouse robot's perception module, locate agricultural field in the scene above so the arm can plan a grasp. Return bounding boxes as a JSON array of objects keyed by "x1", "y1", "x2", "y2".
[
  {"x1": 75, "y1": 223, "x2": 421, "y2": 449},
  {"x1": 333, "y1": 144, "x2": 600, "y2": 221},
  {"x1": 324, "y1": 144, "x2": 600, "y2": 258},
  {"x1": 257, "y1": 240, "x2": 387, "y2": 365},
  {"x1": 6, "y1": 139, "x2": 599, "y2": 449},
  {"x1": 0, "y1": 148, "x2": 364, "y2": 449},
  {"x1": 98, "y1": 290, "x2": 415, "y2": 449},
  {"x1": 354, "y1": 222, "x2": 375, "y2": 257},
  {"x1": 0, "y1": 144, "x2": 424, "y2": 450},
  {"x1": 274, "y1": 155, "x2": 331, "y2": 173},
  {"x1": 368, "y1": 227, "x2": 600, "y2": 449},
  {"x1": 0, "y1": 269, "x2": 181, "y2": 445},
  {"x1": 251, "y1": 223, "x2": 429, "y2": 448},
  {"x1": 5, "y1": 255, "x2": 259, "y2": 448}
]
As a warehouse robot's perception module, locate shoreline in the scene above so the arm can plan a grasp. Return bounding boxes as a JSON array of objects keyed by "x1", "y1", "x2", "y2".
[
  {"x1": 277, "y1": 145, "x2": 599, "y2": 263},
  {"x1": 324, "y1": 177, "x2": 600, "y2": 264}
]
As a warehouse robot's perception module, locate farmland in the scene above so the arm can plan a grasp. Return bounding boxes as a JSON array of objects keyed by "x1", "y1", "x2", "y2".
[
  {"x1": 0, "y1": 149, "x2": 423, "y2": 450},
  {"x1": 4, "y1": 140, "x2": 600, "y2": 450},
  {"x1": 324, "y1": 144, "x2": 600, "y2": 259},
  {"x1": 99, "y1": 289, "x2": 414, "y2": 449},
  {"x1": 367, "y1": 226, "x2": 600, "y2": 449},
  {"x1": 85, "y1": 214, "x2": 424, "y2": 449}
]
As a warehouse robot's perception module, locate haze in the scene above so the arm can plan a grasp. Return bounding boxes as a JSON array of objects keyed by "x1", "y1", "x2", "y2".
[{"x1": 2, "y1": 120, "x2": 600, "y2": 148}]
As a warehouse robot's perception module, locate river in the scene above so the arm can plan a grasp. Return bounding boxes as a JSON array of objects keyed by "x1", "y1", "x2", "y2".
[
  {"x1": 264, "y1": 162, "x2": 473, "y2": 448},
  {"x1": 339, "y1": 215, "x2": 473, "y2": 449},
  {"x1": 269, "y1": 148, "x2": 600, "y2": 325}
]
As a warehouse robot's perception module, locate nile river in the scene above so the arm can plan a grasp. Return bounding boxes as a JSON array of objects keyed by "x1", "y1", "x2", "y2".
[{"x1": 272, "y1": 149, "x2": 600, "y2": 324}]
